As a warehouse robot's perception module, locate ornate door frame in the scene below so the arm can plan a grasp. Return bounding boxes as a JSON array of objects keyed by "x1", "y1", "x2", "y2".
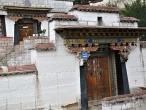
[{"x1": 14, "y1": 18, "x2": 40, "y2": 45}]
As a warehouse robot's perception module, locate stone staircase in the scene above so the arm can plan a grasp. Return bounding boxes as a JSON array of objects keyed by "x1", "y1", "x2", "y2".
[
  {"x1": 6, "y1": 41, "x2": 31, "y2": 66},
  {"x1": 88, "y1": 100, "x2": 102, "y2": 110},
  {"x1": 0, "y1": 36, "x2": 50, "y2": 66}
]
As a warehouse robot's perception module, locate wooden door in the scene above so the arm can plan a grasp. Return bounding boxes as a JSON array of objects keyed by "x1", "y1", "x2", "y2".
[
  {"x1": 86, "y1": 57, "x2": 112, "y2": 100},
  {"x1": 18, "y1": 23, "x2": 33, "y2": 41}
]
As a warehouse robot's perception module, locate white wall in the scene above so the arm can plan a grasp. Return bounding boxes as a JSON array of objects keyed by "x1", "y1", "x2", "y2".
[
  {"x1": 50, "y1": 1, "x2": 73, "y2": 12},
  {"x1": 126, "y1": 40, "x2": 146, "y2": 90},
  {"x1": 0, "y1": 0, "x2": 73, "y2": 13},
  {"x1": 0, "y1": 35, "x2": 80, "y2": 110},
  {"x1": 68, "y1": 11, "x2": 138, "y2": 28},
  {"x1": 49, "y1": 21, "x2": 56, "y2": 43},
  {"x1": 0, "y1": 74, "x2": 37, "y2": 110},
  {"x1": 41, "y1": 20, "x2": 49, "y2": 36},
  {"x1": 0, "y1": 10, "x2": 7, "y2": 15},
  {"x1": 31, "y1": 50, "x2": 37, "y2": 64},
  {"x1": 69, "y1": 11, "x2": 119, "y2": 26},
  {"x1": 141, "y1": 47, "x2": 146, "y2": 86},
  {"x1": 33, "y1": 35, "x2": 80, "y2": 109},
  {"x1": 120, "y1": 22, "x2": 138, "y2": 28},
  {"x1": 5, "y1": 16, "x2": 15, "y2": 38},
  {"x1": 55, "y1": 20, "x2": 79, "y2": 26},
  {"x1": 49, "y1": 20, "x2": 79, "y2": 43}
]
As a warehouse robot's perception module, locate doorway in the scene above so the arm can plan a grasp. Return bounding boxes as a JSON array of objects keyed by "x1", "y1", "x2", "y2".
[
  {"x1": 18, "y1": 23, "x2": 33, "y2": 41},
  {"x1": 14, "y1": 18, "x2": 40, "y2": 45},
  {"x1": 115, "y1": 51, "x2": 130, "y2": 95},
  {"x1": 0, "y1": 15, "x2": 6, "y2": 36},
  {"x1": 86, "y1": 57, "x2": 112, "y2": 100}
]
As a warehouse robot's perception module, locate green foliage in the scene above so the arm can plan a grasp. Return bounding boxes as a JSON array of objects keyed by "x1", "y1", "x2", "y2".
[
  {"x1": 38, "y1": 29, "x2": 46, "y2": 34},
  {"x1": 121, "y1": 0, "x2": 146, "y2": 27},
  {"x1": 38, "y1": 30, "x2": 43, "y2": 34},
  {"x1": 42, "y1": 29, "x2": 46, "y2": 33}
]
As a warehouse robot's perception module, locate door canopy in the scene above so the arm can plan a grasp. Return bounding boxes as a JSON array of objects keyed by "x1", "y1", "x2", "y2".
[
  {"x1": 4, "y1": 6, "x2": 50, "y2": 21},
  {"x1": 56, "y1": 26, "x2": 145, "y2": 61}
]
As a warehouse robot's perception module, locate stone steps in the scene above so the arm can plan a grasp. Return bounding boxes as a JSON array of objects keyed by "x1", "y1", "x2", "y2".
[
  {"x1": 0, "y1": 37, "x2": 50, "y2": 66},
  {"x1": 0, "y1": 39, "x2": 31, "y2": 66},
  {"x1": 88, "y1": 100, "x2": 102, "y2": 110},
  {"x1": 6, "y1": 41, "x2": 31, "y2": 66}
]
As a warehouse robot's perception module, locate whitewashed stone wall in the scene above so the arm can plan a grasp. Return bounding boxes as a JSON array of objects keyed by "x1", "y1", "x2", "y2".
[
  {"x1": 41, "y1": 20, "x2": 49, "y2": 37},
  {"x1": 56, "y1": 20, "x2": 78, "y2": 26},
  {"x1": 0, "y1": 0, "x2": 73, "y2": 12},
  {"x1": 49, "y1": 20, "x2": 79, "y2": 43},
  {"x1": 69, "y1": 11, "x2": 120, "y2": 26},
  {"x1": 69, "y1": 10, "x2": 138, "y2": 28},
  {"x1": 49, "y1": 21, "x2": 56, "y2": 43},
  {"x1": 0, "y1": 74, "x2": 37, "y2": 110},
  {"x1": 30, "y1": 36, "x2": 80, "y2": 109},
  {"x1": 5, "y1": 17, "x2": 15, "y2": 38},
  {"x1": 50, "y1": 1, "x2": 73, "y2": 12},
  {"x1": 0, "y1": 36, "x2": 80, "y2": 110},
  {"x1": 142, "y1": 48, "x2": 146, "y2": 81},
  {"x1": 0, "y1": 10, "x2": 7, "y2": 15},
  {"x1": 119, "y1": 22, "x2": 138, "y2": 28},
  {"x1": 126, "y1": 40, "x2": 146, "y2": 90}
]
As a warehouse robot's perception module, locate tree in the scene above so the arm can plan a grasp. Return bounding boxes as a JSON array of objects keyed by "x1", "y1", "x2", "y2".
[{"x1": 121, "y1": 0, "x2": 146, "y2": 27}]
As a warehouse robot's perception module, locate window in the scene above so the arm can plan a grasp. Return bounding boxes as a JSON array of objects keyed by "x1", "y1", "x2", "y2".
[{"x1": 97, "y1": 17, "x2": 103, "y2": 26}]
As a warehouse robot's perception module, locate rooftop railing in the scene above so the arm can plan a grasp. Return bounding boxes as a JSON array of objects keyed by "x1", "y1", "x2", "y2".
[{"x1": 55, "y1": 20, "x2": 137, "y2": 28}]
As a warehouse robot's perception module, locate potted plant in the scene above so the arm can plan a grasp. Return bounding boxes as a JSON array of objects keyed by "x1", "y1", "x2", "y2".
[
  {"x1": 38, "y1": 30, "x2": 43, "y2": 36},
  {"x1": 42, "y1": 29, "x2": 46, "y2": 36},
  {"x1": 38, "y1": 29, "x2": 46, "y2": 36},
  {"x1": 42, "y1": 29, "x2": 46, "y2": 34}
]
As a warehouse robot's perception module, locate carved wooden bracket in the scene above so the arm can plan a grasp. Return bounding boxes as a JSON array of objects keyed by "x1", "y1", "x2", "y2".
[{"x1": 110, "y1": 44, "x2": 137, "y2": 62}]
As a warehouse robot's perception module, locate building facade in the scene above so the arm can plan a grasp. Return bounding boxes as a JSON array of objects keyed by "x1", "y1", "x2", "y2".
[{"x1": 0, "y1": 0, "x2": 146, "y2": 110}]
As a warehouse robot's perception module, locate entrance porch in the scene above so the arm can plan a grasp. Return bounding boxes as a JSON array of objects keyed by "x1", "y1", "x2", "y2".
[
  {"x1": 55, "y1": 26, "x2": 146, "y2": 109},
  {"x1": 4, "y1": 6, "x2": 50, "y2": 45}
]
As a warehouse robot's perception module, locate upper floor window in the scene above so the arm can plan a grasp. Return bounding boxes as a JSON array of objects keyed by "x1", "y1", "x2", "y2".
[{"x1": 97, "y1": 17, "x2": 103, "y2": 26}]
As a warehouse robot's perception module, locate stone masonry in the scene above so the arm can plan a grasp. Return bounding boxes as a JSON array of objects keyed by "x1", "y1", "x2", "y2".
[
  {"x1": 0, "y1": 36, "x2": 51, "y2": 66},
  {"x1": 0, "y1": 0, "x2": 73, "y2": 12}
]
